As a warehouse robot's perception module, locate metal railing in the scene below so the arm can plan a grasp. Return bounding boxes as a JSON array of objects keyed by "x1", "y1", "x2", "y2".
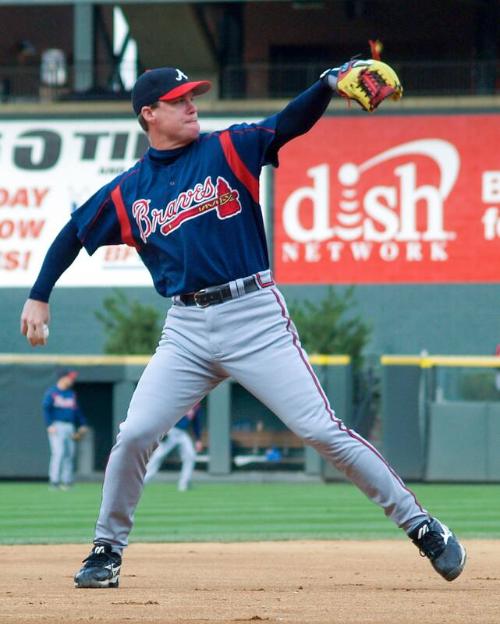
[
  {"x1": 221, "y1": 60, "x2": 500, "y2": 99},
  {"x1": 1, "y1": 59, "x2": 499, "y2": 104},
  {"x1": 0, "y1": 62, "x2": 133, "y2": 103}
]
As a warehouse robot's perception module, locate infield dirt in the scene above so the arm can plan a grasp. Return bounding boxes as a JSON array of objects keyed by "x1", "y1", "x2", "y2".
[{"x1": 0, "y1": 540, "x2": 498, "y2": 623}]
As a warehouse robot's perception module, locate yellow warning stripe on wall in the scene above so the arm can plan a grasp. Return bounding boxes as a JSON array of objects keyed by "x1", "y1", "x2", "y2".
[
  {"x1": 0, "y1": 353, "x2": 351, "y2": 367},
  {"x1": 381, "y1": 355, "x2": 500, "y2": 368}
]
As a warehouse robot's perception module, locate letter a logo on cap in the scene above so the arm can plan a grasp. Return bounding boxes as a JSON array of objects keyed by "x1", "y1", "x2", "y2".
[{"x1": 176, "y1": 69, "x2": 188, "y2": 81}]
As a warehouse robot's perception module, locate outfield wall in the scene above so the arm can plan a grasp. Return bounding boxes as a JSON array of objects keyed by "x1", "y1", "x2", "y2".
[
  {"x1": 0, "y1": 355, "x2": 351, "y2": 480},
  {"x1": 1, "y1": 354, "x2": 499, "y2": 482},
  {"x1": 382, "y1": 355, "x2": 500, "y2": 482},
  {"x1": 1, "y1": 108, "x2": 499, "y2": 483}
]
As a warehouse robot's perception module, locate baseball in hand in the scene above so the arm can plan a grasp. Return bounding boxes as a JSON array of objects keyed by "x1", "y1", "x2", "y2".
[{"x1": 43, "y1": 324, "x2": 49, "y2": 340}]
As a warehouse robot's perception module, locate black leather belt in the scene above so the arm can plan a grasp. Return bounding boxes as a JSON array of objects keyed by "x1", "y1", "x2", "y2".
[{"x1": 179, "y1": 276, "x2": 260, "y2": 307}]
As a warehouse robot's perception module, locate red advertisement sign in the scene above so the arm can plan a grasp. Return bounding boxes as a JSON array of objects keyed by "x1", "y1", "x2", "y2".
[{"x1": 274, "y1": 114, "x2": 500, "y2": 283}]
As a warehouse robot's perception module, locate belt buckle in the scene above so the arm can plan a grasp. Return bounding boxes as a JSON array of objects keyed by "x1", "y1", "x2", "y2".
[{"x1": 193, "y1": 289, "x2": 210, "y2": 308}]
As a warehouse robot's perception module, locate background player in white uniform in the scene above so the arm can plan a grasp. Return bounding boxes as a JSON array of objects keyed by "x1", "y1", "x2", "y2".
[
  {"x1": 20, "y1": 63, "x2": 466, "y2": 589},
  {"x1": 144, "y1": 401, "x2": 203, "y2": 491}
]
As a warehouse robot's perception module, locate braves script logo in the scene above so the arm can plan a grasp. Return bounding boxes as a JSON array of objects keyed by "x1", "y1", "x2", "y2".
[
  {"x1": 132, "y1": 176, "x2": 241, "y2": 243},
  {"x1": 282, "y1": 139, "x2": 460, "y2": 262},
  {"x1": 52, "y1": 394, "x2": 77, "y2": 409}
]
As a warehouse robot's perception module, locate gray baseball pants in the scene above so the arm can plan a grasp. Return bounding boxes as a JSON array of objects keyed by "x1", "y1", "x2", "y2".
[
  {"x1": 48, "y1": 421, "x2": 75, "y2": 486},
  {"x1": 95, "y1": 281, "x2": 427, "y2": 550}
]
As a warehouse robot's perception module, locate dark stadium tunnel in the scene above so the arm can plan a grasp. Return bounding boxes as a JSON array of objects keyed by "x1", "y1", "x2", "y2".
[{"x1": 74, "y1": 382, "x2": 113, "y2": 472}]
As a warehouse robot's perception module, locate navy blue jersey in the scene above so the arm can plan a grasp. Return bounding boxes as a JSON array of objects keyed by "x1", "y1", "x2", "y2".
[
  {"x1": 42, "y1": 386, "x2": 86, "y2": 428},
  {"x1": 28, "y1": 81, "x2": 332, "y2": 304},
  {"x1": 71, "y1": 119, "x2": 278, "y2": 297}
]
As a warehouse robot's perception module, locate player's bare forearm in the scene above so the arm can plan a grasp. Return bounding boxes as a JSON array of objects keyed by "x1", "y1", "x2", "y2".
[{"x1": 20, "y1": 298, "x2": 50, "y2": 347}]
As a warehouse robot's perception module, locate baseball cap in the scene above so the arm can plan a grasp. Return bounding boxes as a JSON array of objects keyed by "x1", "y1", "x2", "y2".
[
  {"x1": 132, "y1": 67, "x2": 211, "y2": 115},
  {"x1": 57, "y1": 369, "x2": 79, "y2": 381}
]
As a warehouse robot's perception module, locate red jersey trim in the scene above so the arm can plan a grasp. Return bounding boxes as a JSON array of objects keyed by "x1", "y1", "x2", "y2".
[
  {"x1": 218, "y1": 130, "x2": 259, "y2": 203},
  {"x1": 111, "y1": 185, "x2": 140, "y2": 249}
]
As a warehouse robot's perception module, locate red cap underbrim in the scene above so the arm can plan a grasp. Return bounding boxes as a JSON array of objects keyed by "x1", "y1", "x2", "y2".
[{"x1": 158, "y1": 80, "x2": 211, "y2": 102}]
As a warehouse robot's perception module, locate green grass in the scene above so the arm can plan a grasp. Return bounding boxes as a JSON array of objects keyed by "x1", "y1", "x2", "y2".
[{"x1": 0, "y1": 481, "x2": 498, "y2": 545}]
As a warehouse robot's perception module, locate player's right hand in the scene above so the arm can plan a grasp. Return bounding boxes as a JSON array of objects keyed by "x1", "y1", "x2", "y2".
[{"x1": 20, "y1": 298, "x2": 50, "y2": 347}]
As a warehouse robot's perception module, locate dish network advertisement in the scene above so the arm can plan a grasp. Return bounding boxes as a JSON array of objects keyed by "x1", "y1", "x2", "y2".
[{"x1": 274, "y1": 114, "x2": 500, "y2": 284}]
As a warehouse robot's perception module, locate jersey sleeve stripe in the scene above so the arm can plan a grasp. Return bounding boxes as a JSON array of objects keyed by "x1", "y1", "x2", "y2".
[
  {"x1": 218, "y1": 130, "x2": 259, "y2": 203},
  {"x1": 111, "y1": 185, "x2": 140, "y2": 249}
]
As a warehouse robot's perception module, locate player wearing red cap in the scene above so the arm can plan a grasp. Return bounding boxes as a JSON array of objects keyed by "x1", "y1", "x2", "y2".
[{"x1": 21, "y1": 65, "x2": 465, "y2": 589}]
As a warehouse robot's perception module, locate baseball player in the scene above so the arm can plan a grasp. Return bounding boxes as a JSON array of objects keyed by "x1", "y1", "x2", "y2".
[
  {"x1": 20, "y1": 62, "x2": 465, "y2": 589},
  {"x1": 144, "y1": 401, "x2": 203, "y2": 491},
  {"x1": 43, "y1": 369, "x2": 88, "y2": 490}
]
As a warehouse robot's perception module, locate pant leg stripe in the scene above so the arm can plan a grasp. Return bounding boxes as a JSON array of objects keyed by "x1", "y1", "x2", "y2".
[{"x1": 270, "y1": 287, "x2": 425, "y2": 515}]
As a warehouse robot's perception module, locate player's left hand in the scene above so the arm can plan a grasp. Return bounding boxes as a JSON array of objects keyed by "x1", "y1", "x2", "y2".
[
  {"x1": 322, "y1": 59, "x2": 403, "y2": 112},
  {"x1": 20, "y1": 298, "x2": 50, "y2": 346},
  {"x1": 195, "y1": 440, "x2": 203, "y2": 453}
]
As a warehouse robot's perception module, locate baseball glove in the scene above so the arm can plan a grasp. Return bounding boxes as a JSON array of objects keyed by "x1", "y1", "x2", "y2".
[
  {"x1": 72, "y1": 427, "x2": 88, "y2": 441},
  {"x1": 322, "y1": 59, "x2": 403, "y2": 112}
]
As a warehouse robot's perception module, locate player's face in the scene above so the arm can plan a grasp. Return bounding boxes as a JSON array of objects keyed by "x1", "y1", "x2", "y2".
[
  {"x1": 57, "y1": 375, "x2": 75, "y2": 390},
  {"x1": 144, "y1": 92, "x2": 200, "y2": 149}
]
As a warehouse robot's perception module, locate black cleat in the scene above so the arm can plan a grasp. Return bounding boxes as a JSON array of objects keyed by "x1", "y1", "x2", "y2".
[
  {"x1": 74, "y1": 543, "x2": 122, "y2": 588},
  {"x1": 410, "y1": 517, "x2": 466, "y2": 581}
]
